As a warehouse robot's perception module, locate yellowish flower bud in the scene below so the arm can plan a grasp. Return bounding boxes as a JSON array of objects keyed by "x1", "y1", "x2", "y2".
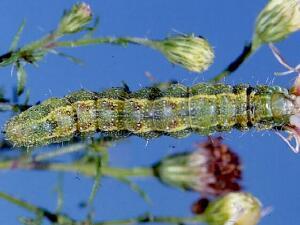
[
  {"x1": 57, "y1": 2, "x2": 92, "y2": 35},
  {"x1": 253, "y1": 0, "x2": 300, "y2": 48},
  {"x1": 204, "y1": 192, "x2": 262, "y2": 225},
  {"x1": 145, "y1": 34, "x2": 214, "y2": 73}
]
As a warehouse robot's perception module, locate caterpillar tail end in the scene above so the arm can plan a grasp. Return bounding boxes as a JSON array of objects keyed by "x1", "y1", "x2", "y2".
[
  {"x1": 4, "y1": 98, "x2": 77, "y2": 148},
  {"x1": 4, "y1": 116, "x2": 37, "y2": 148},
  {"x1": 3, "y1": 111, "x2": 56, "y2": 148}
]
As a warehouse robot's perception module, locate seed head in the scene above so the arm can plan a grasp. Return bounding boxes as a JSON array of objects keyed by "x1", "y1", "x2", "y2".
[
  {"x1": 253, "y1": 0, "x2": 300, "y2": 48},
  {"x1": 148, "y1": 34, "x2": 214, "y2": 73},
  {"x1": 153, "y1": 137, "x2": 242, "y2": 196},
  {"x1": 57, "y1": 2, "x2": 92, "y2": 35},
  {"x1": 204, "y1": 192, "x2": 262, "y2": 225}
]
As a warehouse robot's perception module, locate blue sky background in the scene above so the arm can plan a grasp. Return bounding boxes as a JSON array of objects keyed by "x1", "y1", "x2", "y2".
[{"x1": 0, "y1": 1, "x2": 300, "y2": 224}]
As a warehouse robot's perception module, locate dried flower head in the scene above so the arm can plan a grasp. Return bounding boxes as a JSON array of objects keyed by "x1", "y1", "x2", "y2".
[
  {"x1": 145, "y1": 34, "x2": 214, "y2": 73},
  {"x1": 253, "y1": 0, "x2": 300, "y2": 48},
  {"x1": 57, "y1": 2, "x2": 92, "y2": 35},
  {"x1": 203, "y1": 192, "x2": 262, "y2": 225},
  {"x1": 153, "y1": 137, "x2": 242, "y2": 196}
]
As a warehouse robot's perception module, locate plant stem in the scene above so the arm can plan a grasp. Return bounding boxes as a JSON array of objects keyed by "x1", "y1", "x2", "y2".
[
  {"x1": 0, "y1": 159, "x2": 154, "y2": 179},
  {"x1": 0, "y1": 191, "x2": 40, "y2": 214},
  {"x1": 0, "y1": 35, "x2": 156, "y2": 69},
  {"x1": 47, "y1": 163, "x2": 154, "y2": 178},
  {"x1": 104, "y1": 166, "x2": 154, "y2": 177},
  {"x1": 0, "y1": 190, "x2": 206, "y2": 225},
  {"x1": 0, "y1": 191, "x2": 73, "y2": 223},
  {"x1": 94, "y1": 214, "x2": 205, "y2": 225},
  {"x1": 33, "y1": 143, "x2": 87, "y2": 161},
  {"x1": 210, "y1": 42, "x2": 256, "y2": 83},
  {"x1": 21, "y1": 32, "x2": 59, "y2": 52},
  {"x1": 53, "y1": 37, "x2": 154, "y2": 48}
]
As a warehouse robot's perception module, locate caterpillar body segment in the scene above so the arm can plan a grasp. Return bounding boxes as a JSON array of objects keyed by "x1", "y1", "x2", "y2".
[{"x1": 4, "y1": 83, "x2": 296, "y2": 147}]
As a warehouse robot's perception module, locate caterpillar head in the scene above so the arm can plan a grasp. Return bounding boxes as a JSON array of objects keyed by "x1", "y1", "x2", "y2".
[
  {"x1": 268, "y1": 44, "x2": 300, "y2": 153},
  {"x1": 276, "y1": 80, "x2": 300, "y2": 153}
]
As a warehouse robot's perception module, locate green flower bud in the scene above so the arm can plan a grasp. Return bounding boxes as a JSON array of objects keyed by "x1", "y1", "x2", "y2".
[
  {"x1": 204, "y1": 192, "x2": 262, "y2": 225},
  {"x1": 253, "y1": 0, "x2": 300, "y2": 48},
  {"x1": 144, "y1": 34, "x2": 214, "y2": 73},
  {"x1": 153, "y1": 137, "x2": 242, "y2": 196},
  {"x1": 57, "y1": 2, "x2": 92, "y2": 35}
]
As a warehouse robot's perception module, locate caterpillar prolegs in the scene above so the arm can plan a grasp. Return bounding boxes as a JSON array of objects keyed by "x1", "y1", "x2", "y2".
[{"x1": 4, "y1": 83, "x2": 298, "y2": 148}]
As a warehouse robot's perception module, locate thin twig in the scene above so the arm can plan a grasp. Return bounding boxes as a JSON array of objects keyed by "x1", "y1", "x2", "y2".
[{"x1": 210, "y1": 42, "x2": 253, "y2": 83}]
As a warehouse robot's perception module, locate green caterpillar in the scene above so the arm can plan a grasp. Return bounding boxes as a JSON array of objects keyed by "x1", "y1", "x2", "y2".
[{"x1": 4, "y1": 83, "x2": 296, "y2": 147}]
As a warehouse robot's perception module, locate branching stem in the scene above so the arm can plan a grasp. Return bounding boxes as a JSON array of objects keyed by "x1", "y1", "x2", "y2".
[{"x1": 0, "y1": 191, "x2": 206, "y2": 225}]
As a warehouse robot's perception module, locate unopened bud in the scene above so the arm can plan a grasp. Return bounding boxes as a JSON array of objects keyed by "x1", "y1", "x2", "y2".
[
  {"x1": 57, "y1": 2, "x2": 92, "y2": 35},
  {"x1": 145, "y1": 34, "x2": 214, "y2": 72},
  {"x1": 253, "y1": 0, "x2": 300, "y2": 49},
  {"x1": 204, "y1": 192, "x2": 262, "y2": 225}
]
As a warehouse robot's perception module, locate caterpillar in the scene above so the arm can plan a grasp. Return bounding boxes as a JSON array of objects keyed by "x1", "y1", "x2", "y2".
[{"x1": 4, "y1": 83, "x2": 299, "y2": 149}]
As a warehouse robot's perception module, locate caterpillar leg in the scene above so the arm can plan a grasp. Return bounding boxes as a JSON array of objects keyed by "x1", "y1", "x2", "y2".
[
  {"x1": 275, "y1": 126, "x2": 300, "y2": 153},
  {"x1": 269, "y1": 43, "x2": 300, "y2": 76},
  {"x1": 269, "y1": 42, "x2": 300, "y2": 153},
  {"x1": 276, "y1": 114, "x2": 300, "y2": 153},
  {"x1": 269, "y1": 43, "x2": 300, "y2": 98}
]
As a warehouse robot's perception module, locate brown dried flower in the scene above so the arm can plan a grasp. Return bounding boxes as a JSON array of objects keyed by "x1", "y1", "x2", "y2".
[{"x1": 153, "y1": 137, "x2": 242, "y2": 196}]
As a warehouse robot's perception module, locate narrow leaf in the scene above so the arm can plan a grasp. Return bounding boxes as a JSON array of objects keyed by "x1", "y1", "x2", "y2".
[
  {"x1": 24, "y1": 89, "x2": 30, "y2": 105},
  {"x1": 51, "y1": 50, "x2": 84, "y2": 65},
  {"x1": 83, "y1": 16, "x2": 100, "y2": 39},
  {"x1": 10, "y1": 20, "x2": 26, "y2": 51},
  {"x1": 54, "y1": 174, "x2": 64, "y2": 213},
  {"x1": 118, "y1": 177, "x2": 151, "y2": 204},
  {"x1": 16, "y1": 63, "x2": 27, "y2": 96}
]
